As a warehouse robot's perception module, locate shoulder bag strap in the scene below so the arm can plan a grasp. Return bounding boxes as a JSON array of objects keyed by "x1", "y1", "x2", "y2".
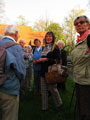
[{"x1": 2, "y1": 42, "x2": 17, "y2": 49}]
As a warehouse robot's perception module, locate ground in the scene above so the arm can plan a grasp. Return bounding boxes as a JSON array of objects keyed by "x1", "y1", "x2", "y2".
[{"x1": 19, "y1": 77, "x2": 78, "y2": 120}]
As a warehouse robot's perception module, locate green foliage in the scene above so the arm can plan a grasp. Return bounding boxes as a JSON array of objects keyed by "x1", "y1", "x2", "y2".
[
  {"x1": 33, "y1": 18, "x2": 52, "y2": 31},
  {"x1": 62, "y1": 8, "x2": 85, "y2": 54},
  {"x1": 16, "y1": 15, "x2": 29, "y2": 26},
  {"x1": 46, "y1": 22, "x2": 64, "y2": 42}
]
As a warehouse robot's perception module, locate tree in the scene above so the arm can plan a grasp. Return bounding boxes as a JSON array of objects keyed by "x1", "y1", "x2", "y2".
[
  {"x1": 0, "y1": 0, "x2": 6, "y2": 24},
  {"x1": 33, "y1": 18, "x2": 52, "y2": 31},
  {"x1": 62, "y1": 9, "x2": 85, "y2": 54},
  {"x1": 16, "y1": 15, "x2": 29, "y2": 26},
  {"x1": 45, "y1": 22, "x2": 64, "y2": 42}
]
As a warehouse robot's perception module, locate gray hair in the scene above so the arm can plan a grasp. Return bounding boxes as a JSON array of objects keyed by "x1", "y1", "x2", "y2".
[
  {"x1": 57, "y1": 40, "x2": 65, "y2": 47},
  {"x1": 4, "y1": 25, "x2": 19, "y2": 35},
  {"x1": 74, "y1": 15, "x2": 90, "y2": 25},
  {"x1": 26, "y1": 45, "x2": 32, "y2": 50},
  {"x1": 19, "y1": 39, "x2": 25, "y2": 44}
]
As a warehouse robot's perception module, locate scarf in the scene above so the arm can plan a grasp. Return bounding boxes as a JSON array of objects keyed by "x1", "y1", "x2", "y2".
[
  {"x1": 76, "y1": 30, "x2": 90, "y2": 43},
  {"x1": 76, "y1": 30, "x2": 90, "y2": 53},
  {"x1": 41, "y1": 43, "x2": 52, "y2": 57}
]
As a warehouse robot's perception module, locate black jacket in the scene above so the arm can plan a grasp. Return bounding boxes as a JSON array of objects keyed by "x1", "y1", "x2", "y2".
[
  {"x1": 60, "y1": 48, "x2": 67, "y2": 66},
  {"x1": 41, "y1": 45, "x2": 60, "y2": 77}
]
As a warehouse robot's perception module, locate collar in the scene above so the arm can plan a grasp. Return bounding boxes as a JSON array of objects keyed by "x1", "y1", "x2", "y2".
[
  {"x1": 3, "y1": 36, "x2": 16, "y2": 42},
  {"x1": 36, "y1": 46, "x2": 41, "y2": 51},
  {"x1": 76, "y1": 30, "x2": 90, "y2": 43}
]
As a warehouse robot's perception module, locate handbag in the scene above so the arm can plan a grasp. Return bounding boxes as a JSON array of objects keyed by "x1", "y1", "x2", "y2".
[{"x1": 45, "y1": 64, "x2": 68, "y2": 84}]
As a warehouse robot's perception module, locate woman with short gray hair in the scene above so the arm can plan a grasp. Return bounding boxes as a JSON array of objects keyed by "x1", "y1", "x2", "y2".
[
  {"x1": 57, "y1": 40, "x2": 67, "y2": 91},
  {"x1": 71, "y1": 15, "x2": 90, "y2": 120}
]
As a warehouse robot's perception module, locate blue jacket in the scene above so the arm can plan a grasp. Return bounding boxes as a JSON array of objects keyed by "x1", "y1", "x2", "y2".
[
  {"x1": 33, "y1": 46, "x2": 43, "y2": 71},
  {"x1": 0, "y1": 37, "x2": 26, "y2": 95}
]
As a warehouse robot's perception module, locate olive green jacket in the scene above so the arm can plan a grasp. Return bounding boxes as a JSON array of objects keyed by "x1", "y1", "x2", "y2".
[{"x1": 71, "y1": 34, "x2": 90, "y2": 85}]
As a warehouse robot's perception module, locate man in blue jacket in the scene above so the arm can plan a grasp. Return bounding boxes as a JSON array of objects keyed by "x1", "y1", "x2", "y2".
[
  {"x1": 0, "y1": 25, "x2": 26, "y2": 120},
  {"x1": 33, "y1": 39, "x2": 43, "y2": 96}
]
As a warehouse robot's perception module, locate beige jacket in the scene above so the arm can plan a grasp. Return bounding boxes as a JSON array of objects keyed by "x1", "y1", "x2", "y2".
[{"x1": 71, "y1": 35, "x2": 90, "y2": 85}]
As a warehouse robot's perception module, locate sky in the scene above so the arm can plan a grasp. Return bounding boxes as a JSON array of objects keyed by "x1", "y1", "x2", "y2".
[{"x1": 5, "y1": 0, "x2": 89, "y2": 27}]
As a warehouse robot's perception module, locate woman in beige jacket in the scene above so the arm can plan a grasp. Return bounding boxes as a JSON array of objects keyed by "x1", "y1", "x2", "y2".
[{"x1": 71, "y1": 15, "x2": 90, "y2": 120}]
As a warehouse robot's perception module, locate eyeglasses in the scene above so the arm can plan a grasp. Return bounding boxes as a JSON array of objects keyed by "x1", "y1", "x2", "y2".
[{"x1": 74, "y1": 21, "x2": 88, "y2": 26}]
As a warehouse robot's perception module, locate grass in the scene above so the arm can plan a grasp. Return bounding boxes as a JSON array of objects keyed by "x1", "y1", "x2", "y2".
[{"x1": 19, "y1": 77, "x2": 77, "y2": 120}]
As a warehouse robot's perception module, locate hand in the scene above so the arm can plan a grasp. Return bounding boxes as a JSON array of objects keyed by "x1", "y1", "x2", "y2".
[
  {"x1": 33, "y1": 60, "x2": 37, "y2": 64},
  {"x1": 33, "y1": 59, "x2": 41, "y2": 63},
  {"x1": 39, "y1": 58, "x2": 48, "y2": 62}
]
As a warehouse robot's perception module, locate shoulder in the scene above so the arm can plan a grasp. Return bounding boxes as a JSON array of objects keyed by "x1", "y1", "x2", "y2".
[
  {"x1": 53, "y1": 44, "x2": 59, "y2": 51},
  {"x1": 6, "y1": 43, "x2": 24, "y2": 56},
  {"x1": 52, "y1": 45, "x2": 60, "y2": 55}
]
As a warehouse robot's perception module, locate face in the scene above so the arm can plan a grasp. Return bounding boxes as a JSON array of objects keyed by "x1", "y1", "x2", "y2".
[
  {"x1": 58, "y1": 42, "x2": 63, "y2": 48},
  {"x1": 74, "y1": 17, "x2": 90, "y2": 35},
  {"x1": 19, "y1": 40, "x2": 25, "y2": 48},
  {"x1": 35, "y1": 40, "x2": 41, "y2": 48},
  {"x1": 15, "y1": 31, "x2": 19, "y2": 42},
  {"x1": 26, "y1": 47, "x2": 32, "y2": 53},
  {"x1": 46, "y1": 34, "x2": 53, "y2": 44}
]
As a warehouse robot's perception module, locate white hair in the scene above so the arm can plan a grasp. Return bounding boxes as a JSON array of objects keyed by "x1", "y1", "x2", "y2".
[
  {"x1": 4, "y1": 25, "x2": 19, "y2": 35},
  {"x1": 26, "y1": 45, "x2": 32, "y2": 49},
  {"x1": 57, "y1": 40, "x2": 65, "y2": 47},
  {"x1": 19, "y1": 39, "x2": 25, "y2": 44}
]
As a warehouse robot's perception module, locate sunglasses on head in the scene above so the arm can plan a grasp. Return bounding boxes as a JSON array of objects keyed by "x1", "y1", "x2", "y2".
[{"x1": 74, "y1": 20, "x2": 88, "y2": 26}]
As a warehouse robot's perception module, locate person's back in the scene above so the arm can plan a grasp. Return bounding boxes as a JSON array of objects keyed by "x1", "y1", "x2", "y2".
[
  {"x1": 0, "y1": 25, "x2": 26, "y2": 120},
  {"x1": 0, "y1": 37, "x2": 25, "y2": 95}
]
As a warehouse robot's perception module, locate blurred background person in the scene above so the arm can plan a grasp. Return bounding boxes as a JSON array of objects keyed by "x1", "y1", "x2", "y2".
[
  {"x1": 19, "y1": 39, "x2": 25, "y2": 49},
  {"x1": 33, "y1": 39, "x2": 43, "y2": 96},
  {"x1": 19, "y1": 39, "x2": 29, "y2": 94},
  {"x1": 24, "y1": 45, "x2": 33, "y2": 91},
  {"x1": 57, "y1": 40, "x2": 67, "y2": 91}
]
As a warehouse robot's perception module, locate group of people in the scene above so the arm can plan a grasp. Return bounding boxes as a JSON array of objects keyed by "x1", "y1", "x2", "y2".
[
  {"x1": 0, "y1": 15, "x2": 90, "y2": 120},
  {"x1": 19, "y1": 32, "x2": 66, "y2": 111}
]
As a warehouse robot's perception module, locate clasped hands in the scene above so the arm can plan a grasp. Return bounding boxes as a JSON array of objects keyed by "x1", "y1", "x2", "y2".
[{"x1": 33, "y1": 58, "x2": 48, "y2": 64}]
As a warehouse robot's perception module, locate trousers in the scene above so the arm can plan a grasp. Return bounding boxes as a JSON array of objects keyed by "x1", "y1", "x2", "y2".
[
  {"x1": 0, "y1": 91, "x2": 19, "y2": 120},
  {"x1": 41, "y1": 77, "x2": 62, "y2": 110}
]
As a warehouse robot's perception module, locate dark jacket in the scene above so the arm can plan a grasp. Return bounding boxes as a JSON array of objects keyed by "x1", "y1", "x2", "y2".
[
  {"x1": 41, "y1": 45, "x2": 60, "y2": 77},
  {"x1": 60, "y1": 48, "x2": 67, "y2": 66}
]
